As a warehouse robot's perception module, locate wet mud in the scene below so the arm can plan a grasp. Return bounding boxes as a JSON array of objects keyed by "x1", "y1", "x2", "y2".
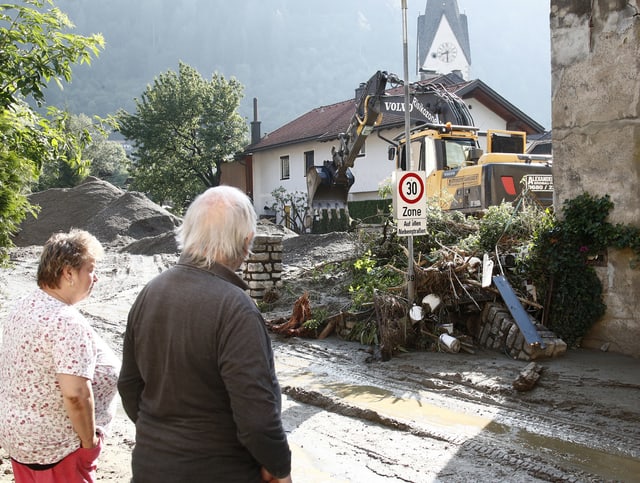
[{"x1": 1, "y1": 246, "x2": 639, "y2": 482}]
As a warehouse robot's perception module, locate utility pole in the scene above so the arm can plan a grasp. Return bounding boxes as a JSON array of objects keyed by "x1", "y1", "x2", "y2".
[{"x1": 401, "y1": 0, "x2": 415, "y2": 302}]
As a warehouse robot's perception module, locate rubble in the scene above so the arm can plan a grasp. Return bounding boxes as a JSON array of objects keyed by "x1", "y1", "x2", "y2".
[
  {"x1": 512, "y1": 362, "x2": 544, "y2": 391},
  {"x1": 268, "y1": 236, "x2": 567, "y2": 364}
]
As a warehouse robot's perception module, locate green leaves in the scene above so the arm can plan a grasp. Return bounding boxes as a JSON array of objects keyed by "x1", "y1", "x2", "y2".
[
  {"x1": 0, "y1": 0, "x2": 104, "y2": 263},
  {"x1": 524, "y1": 193, "x2": 640, "y2": 346},
  {"x1": 117, "y1": 62, "x2": 248, "y2": 212},
  {"x1": 348, "y1": 250, "x2": 403, "y2": 311},
  {"x1": 0, "y1": 0, "x2": 104, "y2": 108}
]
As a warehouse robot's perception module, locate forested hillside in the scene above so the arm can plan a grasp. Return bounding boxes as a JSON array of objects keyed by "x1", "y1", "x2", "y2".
[{"x1": 48, "y1": 0, "x2": 406, "y2": 133}]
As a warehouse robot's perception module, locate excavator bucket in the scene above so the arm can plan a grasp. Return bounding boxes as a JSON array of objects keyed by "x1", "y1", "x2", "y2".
[{"x1": 306, "y1": 165, "x2": 354, "y2": 211}]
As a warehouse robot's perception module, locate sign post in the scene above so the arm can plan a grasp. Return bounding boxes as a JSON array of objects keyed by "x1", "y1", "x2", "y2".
[
  {"x1": 400, "y1": 0, "x2": 416, "y2": 301},
  {"x1": 393, "y1": 169, "x2": 427, "y2": 302}
]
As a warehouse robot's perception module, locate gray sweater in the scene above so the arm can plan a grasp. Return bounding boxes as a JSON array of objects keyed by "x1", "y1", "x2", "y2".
[{"x1": 118, "y1": 254, "x2": 291, "y2": 482}]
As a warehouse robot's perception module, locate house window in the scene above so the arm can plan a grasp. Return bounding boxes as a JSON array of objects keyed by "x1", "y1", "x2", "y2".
[
  {"x1": 304, "y1": 151, "x2": 314, "y2": 176},
  {"x1": 280, "y1": 155, "x2": 290, "y2": 180}
]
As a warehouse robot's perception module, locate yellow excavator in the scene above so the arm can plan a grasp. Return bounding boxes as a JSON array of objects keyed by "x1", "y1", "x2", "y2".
[{"x1": 306, "y1": 71, "x2": 553, "y2": 215}]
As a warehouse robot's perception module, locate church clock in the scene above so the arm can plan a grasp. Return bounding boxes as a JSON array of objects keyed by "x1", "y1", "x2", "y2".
[{"x1": 436, "y1": 42, "x2": 457, "y2": 63}]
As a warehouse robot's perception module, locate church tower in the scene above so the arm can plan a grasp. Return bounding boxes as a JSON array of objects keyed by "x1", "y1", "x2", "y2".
[{"x1": 417, "y1": 0, "x2": 471, "y2": 80}]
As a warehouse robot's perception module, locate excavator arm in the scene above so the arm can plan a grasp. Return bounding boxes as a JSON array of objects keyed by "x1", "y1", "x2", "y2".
[
  {"x1": 307, "y1": 71, "x2": 475, "y2": 212},
  {"x1": 306, "y1": 71, "x2": 390, "y2": 211},
  {"x1": 331, "y1": 71, "x2": 474, "y2": 171}
]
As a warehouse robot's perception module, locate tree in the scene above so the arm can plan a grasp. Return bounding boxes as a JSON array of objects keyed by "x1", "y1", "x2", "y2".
[
  {"x1": 0, "y1": 0, "x2": 104, "y2": 264},
  {"x1": 117, "y1": 62, "x2": 248, "y2": 211},
  {"x1": 35, "y1": 112, "x2": 92, "y2": 190},
  {"x1": 36, "y1": 113, "x2": 130, "y2": 190},
  {"x1": 84, "y1": 135, "x2": 129, "y2": 188}
]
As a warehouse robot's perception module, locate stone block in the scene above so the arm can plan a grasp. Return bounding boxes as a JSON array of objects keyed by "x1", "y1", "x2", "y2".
[
  {"x1": 505, "y1": 324, "x2": 520, "y2": 349},
  {"x1": 246, "y1": 263, "x2": 265, "y2": 273}
]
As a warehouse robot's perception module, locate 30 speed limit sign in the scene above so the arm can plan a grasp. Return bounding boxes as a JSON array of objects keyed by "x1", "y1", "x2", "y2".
[
  {"x1": 393, "y1": 170, "x2": 426, "y2": 219},
  {"x1": 392, "y1": 170, "x2": 427, "y2": 236}
]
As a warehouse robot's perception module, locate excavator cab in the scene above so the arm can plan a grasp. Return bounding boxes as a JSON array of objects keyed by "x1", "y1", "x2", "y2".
[{"x1": 393, "y1": 127, "x2": 480, "y2": 173}]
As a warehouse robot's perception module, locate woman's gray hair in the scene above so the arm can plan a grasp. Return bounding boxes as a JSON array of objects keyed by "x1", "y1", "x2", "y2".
[{"x1": 177, "y1": 185, "x2": 257, "y2": 268}]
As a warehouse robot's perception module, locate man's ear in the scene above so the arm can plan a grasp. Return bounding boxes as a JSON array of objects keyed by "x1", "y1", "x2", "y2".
[{"x1": 243, "y1": 233, "x2": 255, "y2": 255}]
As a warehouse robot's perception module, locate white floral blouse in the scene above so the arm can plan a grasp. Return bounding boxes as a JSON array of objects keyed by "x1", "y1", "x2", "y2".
[{"x1": 0, "y1": 289, "x2": 120, "y2": 464}]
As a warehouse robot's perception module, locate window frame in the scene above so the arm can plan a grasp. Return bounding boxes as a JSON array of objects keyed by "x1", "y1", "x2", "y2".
[
  {"x1": 304, "y1": 150, "x2": 314, "y2": 176},
  {"x1": 280, "y1": 155, "x2": 290, "y2": 180}
]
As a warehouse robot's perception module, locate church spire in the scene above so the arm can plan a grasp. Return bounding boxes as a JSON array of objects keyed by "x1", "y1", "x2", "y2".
[{"x1": 417, "y1": 0, "x2": 471, "y2": 79}]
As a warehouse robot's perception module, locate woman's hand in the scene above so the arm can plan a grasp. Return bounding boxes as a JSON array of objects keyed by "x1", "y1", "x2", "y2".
[{"x1": 80, "y1": 432, "x2": 100, "y2": 449}]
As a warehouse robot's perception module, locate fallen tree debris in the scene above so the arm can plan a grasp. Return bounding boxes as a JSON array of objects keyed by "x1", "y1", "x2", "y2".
[
  {"x1": 266, "y1": 231, "x2": 566, "y2": 362},
  {"x1": 374, "y1": 291, "x2": 409, "y2": 361},
  {"x1": 267, "y1": 292, "x2": 314, "y2": 337}
]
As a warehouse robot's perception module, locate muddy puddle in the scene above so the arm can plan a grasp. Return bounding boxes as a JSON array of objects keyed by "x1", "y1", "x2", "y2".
[{"x1": 274, "y1": 338, "x2": 640, "y2": 482}]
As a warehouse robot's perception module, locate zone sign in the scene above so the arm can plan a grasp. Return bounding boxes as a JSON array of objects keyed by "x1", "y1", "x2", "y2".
[{"x1": 393, "y1": 170, "x2": 427, "y2": 220}]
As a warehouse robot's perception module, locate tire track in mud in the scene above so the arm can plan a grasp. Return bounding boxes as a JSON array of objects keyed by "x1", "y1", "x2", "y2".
[
  {"x1": 282, "y1": 386, "x2": 602, "y2": 482},
  {"x1": 393, "y1": 367, "x2": 640, "y2": 461},
  {"x1": 275, "y1": 339, "x2": 640, "y2": 481}
]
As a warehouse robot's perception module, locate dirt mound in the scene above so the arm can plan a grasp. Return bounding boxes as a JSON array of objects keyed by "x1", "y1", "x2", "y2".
[
  {"x1": 13, "y1": 177, "x2": 180, "y2": 254},
  {"x1": 282, "y1": 231, "x2": 362, "y2": 269}
]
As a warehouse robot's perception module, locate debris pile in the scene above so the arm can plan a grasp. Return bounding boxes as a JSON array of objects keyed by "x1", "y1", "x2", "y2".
[{"x1": 268, "y1": 238, "x2": 567, "y2": 364}]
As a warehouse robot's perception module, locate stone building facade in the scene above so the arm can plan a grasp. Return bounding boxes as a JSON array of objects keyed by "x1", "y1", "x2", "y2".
[{"x1": 551, "y1": 0, "x2": 640, "y2": 357}]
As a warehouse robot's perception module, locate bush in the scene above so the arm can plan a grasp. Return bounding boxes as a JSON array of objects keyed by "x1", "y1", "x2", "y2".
[
  {"x1": 523, "y1": 193, "x2": 640, "y2": 346},
  {"x1": 348, "y1": 199, "x2": 392, "y2": 224}
]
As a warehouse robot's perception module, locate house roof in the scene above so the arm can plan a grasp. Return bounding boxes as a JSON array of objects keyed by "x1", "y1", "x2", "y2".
[
  {"x1": 247, "y1": 100, "x2": 356, "y2": 152},
  {"x1": 453, "y1": 78, "x2": 546, "y2": 133},
  {"x1": 247, "y1": 72, "x2": 545, "y2": 153},
  {"x1": 417, "y1": 0, "x2": 471, "y2": 70}
]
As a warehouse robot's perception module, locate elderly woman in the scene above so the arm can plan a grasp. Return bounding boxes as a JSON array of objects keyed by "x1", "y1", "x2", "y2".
[{"x1": 0, "y1": 229, "x2": 119, "y2": 483}]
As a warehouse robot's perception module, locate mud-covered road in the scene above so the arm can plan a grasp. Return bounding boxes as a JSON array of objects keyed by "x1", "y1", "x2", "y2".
[{"x1": 1, "y1": 241, "x2": 639, "y2": 482}]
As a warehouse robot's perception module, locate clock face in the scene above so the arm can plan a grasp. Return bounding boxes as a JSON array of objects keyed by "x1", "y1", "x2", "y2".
[{"x1": 436, "y1": 42, "x2": 457, "y2": 63}]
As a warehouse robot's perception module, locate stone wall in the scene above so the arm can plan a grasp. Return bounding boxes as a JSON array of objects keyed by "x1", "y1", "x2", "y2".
[
  {"x1": 477, "y1": 303, "x2": 567, "y2": 361},
  {"x1": 551, "y1": 0, "x2": 640, "y2": 357},
  {"x1": 242, "y1": 223, "x2": 285, "y2": 300}
]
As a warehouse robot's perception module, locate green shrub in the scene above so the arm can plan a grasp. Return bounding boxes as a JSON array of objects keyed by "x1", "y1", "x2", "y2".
[
  {"x1": 524, "y1": 193, "x2": 640, "y2": 346},
  {"x1": 348, "y1": 250, "x2": 404, "y2": 310},
  {"x1": 348, "y1": 199, "x2": 392, "y2": 224}
]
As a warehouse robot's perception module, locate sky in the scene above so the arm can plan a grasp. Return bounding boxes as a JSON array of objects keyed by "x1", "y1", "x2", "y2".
[
  {"x1": 240, "y1": 0, "x2": 553, "y2": 132},
  {"x1": 48, "y1": 0, "x2": 553, "y2": 133}
]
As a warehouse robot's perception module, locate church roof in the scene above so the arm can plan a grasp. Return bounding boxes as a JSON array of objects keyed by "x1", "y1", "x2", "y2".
[
  {"x1": 417, "y1": 0, "x2": 471, "y2": 71},
  {"x1": 247, "y1": 73, "x2": 545, "y2": 153}
]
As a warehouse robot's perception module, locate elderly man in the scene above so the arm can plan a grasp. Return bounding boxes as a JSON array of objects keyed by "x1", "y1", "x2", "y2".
[{"x1": 118, "y1": 185, "x2": 292, "y2": 482}]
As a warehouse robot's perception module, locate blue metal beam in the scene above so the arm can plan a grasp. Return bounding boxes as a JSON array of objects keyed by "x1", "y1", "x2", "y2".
[{"x1": 493, "y1": 275, "x2": 545, "y2": 349}]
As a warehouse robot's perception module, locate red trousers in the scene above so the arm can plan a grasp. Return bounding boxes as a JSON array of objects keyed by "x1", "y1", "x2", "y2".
[{"x1": 10, "y1": 438, "x2": 102, "y2": 483}]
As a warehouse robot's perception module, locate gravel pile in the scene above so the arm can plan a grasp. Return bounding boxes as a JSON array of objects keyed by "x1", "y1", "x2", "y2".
[{"x1": 13, "y1": 177, "x2": 181, "y2": 254}]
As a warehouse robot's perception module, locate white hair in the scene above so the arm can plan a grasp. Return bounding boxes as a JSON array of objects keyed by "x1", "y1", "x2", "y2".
[{"x1": 177, "y1": 185, "x2": 256, "y2": 268}]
